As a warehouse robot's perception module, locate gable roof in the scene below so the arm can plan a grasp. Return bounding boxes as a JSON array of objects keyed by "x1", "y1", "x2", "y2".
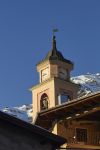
[{"x1": 0, "y1": 110, "x2": 66, "y2": 147}]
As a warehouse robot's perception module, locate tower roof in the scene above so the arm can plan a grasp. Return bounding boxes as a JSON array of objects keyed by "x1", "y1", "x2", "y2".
[{"x1": 37, "y1": 36, "x2": 73, "y2": 65}]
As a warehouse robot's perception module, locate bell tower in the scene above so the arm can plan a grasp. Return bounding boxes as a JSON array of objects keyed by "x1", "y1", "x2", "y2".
[{"x1": 31, "y1": 36, "x2": 79, "y2": 121}]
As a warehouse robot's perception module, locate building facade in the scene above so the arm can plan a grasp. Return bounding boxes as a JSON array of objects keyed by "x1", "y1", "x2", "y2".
[
  {"x1": 31, "y1": 35, "x2": 100, "y2": 150},
  {"x1": 35, "y1": 92, "x2": 100, "y2": 150}
]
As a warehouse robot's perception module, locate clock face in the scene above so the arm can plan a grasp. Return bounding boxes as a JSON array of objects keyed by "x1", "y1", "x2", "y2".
[
  {"x1": 41, "y1": 67, "x2": 49, "y2": 81},
  {"x1": 59, "y1": 68, "x2": 67, "y2": 79}
]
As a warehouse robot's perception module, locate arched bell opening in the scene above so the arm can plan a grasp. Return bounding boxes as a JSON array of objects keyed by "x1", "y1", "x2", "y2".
[{"x1": 40, "y1": 93, "x2": 49, "y2": 111}]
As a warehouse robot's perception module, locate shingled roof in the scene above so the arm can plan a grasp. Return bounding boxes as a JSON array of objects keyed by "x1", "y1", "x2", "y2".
[{"x1": 37, "y1": 36, "x2": 73, "y2": 65}]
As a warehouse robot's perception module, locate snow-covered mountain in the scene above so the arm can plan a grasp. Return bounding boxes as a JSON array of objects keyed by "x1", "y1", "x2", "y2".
[
  {"x1": 2, "y1": 104, "x2": 33, "y2": 122},
  {"x1": 1, "y1": 73, "x2": 100, "y2": 122},
  {"x1": 72, "y1": 73, "x2": 100, "y2": 97}
]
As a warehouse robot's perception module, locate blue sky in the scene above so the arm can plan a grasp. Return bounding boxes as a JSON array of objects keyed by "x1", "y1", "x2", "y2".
[{"x1": 0, "y1": 0, "x2": 100, "y2": 108}]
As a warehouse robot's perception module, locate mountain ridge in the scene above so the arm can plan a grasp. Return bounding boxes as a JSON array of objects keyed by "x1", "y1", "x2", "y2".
[{"x1": 1, "y1": 73, "x2": 100, "y2": 122}]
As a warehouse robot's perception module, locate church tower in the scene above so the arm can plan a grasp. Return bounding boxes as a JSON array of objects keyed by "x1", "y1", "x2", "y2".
[{"x1": 31, "y1": 36, "x2": 79, "y2": 121}]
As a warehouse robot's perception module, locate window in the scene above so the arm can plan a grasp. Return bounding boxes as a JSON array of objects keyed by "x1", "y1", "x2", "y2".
[
  {"x1": 76, "y1": 128, "x2": 87, "y2": 142},
  {"x1": 58, "y1": 93, "x2": 71, "y2": 104}
]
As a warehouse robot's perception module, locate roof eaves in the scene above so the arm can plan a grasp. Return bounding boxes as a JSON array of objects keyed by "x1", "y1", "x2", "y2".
[{"x1": 0, "y1": 110, "x2": 66, "y2": 146}]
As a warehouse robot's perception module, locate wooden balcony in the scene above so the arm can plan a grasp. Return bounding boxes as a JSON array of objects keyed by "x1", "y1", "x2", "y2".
[{"x1": 67, "y1": 131, "x2": 100, "y2": 149}]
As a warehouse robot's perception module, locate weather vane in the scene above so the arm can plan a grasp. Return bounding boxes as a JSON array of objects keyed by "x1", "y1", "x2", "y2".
[{"x1": 52, "y1": 28, "x2": 59, "y2": 36}]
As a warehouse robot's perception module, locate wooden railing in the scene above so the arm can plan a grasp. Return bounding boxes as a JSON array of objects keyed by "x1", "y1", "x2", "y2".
[{"x1": 67, "y1": 131, "x2": 100, "y2": 146}]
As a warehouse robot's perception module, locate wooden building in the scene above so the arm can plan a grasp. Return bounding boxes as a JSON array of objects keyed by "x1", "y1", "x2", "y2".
[{"x1": 35, "y1": 92, "x2": 100, "y2": 150}]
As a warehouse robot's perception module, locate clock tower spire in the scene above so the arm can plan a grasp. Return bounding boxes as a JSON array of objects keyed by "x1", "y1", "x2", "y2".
[{"x1": 31, "y1": 35, "x2": 79, "y2": 122}]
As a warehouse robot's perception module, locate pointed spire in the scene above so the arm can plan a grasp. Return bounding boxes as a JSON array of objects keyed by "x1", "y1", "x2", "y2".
[
  {"x1": 52, "y1": 35, "x2": 57, "y2": 50},
  {"x1": 52, "y1": 28, "x2": 58, "y2": 53},
  {"x1": 52, "y1": 35, "x2": 57, "y2": 56},
  {"x1": 37, "y1": 33, "x2": 73, "y2": 65}
]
